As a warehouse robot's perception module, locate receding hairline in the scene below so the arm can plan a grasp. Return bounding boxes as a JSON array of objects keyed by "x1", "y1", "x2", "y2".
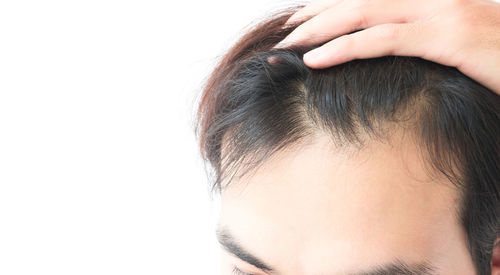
[{"x1": 218, "y1": 119, "x2": 455, "y2": 195}]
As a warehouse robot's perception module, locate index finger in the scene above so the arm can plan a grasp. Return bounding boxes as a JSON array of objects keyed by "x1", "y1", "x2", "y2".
[
  {"x1": 284, "y1": 0, "x2": 342, "y2": 26},
  {"x1": 276, "y1": 0, "x2": 428, "y2": 48}
]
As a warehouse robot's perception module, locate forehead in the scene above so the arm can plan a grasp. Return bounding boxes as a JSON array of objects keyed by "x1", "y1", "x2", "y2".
[{"x1": 219, "y1": 131, "x2": 462, "y2": 274}]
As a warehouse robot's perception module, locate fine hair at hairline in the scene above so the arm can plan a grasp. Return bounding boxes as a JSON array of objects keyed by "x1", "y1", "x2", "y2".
[{"x1": 194, "y1": 5, "x2": 500, "y2": 275}]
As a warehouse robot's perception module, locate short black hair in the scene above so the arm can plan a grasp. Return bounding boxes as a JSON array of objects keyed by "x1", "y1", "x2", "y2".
[{"x1": 194, "y1": 5, "x2": 500, "y2": 275}]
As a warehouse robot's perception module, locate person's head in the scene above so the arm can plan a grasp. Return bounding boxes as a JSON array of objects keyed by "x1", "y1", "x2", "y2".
[{"x1": 195, "y1": 5, "x2": 500, "y2": 275}]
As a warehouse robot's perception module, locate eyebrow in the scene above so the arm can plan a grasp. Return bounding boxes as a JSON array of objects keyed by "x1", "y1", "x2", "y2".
[
  {"x1": 349, "y1": 259, "x2": 438, "y2": 275},
  {"x1": 216, "y1": 227, "x2": 438, "y2": 275},
  {"x1": 216, "y1": 227, "x2": 277, "y2": 273}
]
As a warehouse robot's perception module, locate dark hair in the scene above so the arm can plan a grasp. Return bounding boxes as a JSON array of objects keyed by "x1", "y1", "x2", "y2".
[{"x1": 194, "y1": 5, "x2": 500, "y2": 275}]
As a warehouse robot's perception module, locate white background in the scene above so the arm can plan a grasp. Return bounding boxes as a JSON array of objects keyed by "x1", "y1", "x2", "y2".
[{"x1": 0, "y1": 0, "x2": 306, "y2": 274}]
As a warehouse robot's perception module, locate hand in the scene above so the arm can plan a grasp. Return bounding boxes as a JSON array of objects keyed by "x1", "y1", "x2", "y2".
[{"x1": 274, "y1": 0, "x2": 500, "y2": 96}]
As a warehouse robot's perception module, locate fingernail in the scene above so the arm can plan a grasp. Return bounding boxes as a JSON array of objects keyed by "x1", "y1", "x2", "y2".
[
  {"x1": 273, "y1": 40, "x2": 289, "y2": 49},
  {"x1": 273, "y1": 35, "x2": 298, "y2": 49}
]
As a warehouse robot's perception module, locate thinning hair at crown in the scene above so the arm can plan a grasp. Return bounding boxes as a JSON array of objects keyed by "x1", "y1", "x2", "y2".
[
  {"x1": 195, "y1": 5, "x2": 499, "y2": 193},
  {"x1": 194, "y1": 4, "x2": 500, "y2": 275}
]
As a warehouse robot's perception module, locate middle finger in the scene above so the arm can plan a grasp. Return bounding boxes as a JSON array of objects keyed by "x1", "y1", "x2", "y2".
[{"x1": 276, "y1": 0, "x2": 430, "y2": 48}]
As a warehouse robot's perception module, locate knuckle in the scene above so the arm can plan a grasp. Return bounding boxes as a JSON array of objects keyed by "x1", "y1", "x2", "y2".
[
  {"x1": 448, "y1": 0, "x2": 472, "y2": 8},
  {"x1": 445, "y1": 0, "x2": 475, "y2": 25},
  {"x1": 350, "y1": 0, "x2": 367, "y2": 8},
  {"x1": 374, "y1": 24, "x2": 399, "y2": 41},
  {"x1": 351, "y1": 0, "x2": 370, "y2": 28},
  {"x1": 442, "y1": 5, "x2": 476, "y2": 45}
]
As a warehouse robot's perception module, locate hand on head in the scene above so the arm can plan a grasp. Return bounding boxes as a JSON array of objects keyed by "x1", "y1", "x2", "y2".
[{"x1": 274, "y1": 0, "x2": 500, "y2": 96}]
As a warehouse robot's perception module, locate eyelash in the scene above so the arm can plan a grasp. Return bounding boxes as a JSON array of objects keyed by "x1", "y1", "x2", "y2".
[{"x1": 232, "y1": 266, "x2": 256, "y2": 275}]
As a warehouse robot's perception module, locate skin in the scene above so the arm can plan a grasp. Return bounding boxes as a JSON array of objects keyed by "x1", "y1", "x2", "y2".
[
  {"x1": 273, "y1": 0, "x2": 500, "y2": 96},
  {"x1": 216, "y1": 0, "x2": 500, "y2": 273},
  {"x1": 217, "y1": 128, "x2": 500, "y2": 274}
]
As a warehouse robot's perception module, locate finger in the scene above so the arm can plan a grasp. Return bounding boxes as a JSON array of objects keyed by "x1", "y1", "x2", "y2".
[
  {"x1": 455, "y1": 49, "x2": 500, "y2": 97},
  {"x1": 284, "y1": 0, "x2": 342, "y2": 27},
  {"x1": 302, "y1": 22, "x2": 437, "y2": 68},
  {"x1": 277, "y1": 0, "x2": 427, "y2": 48}
]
